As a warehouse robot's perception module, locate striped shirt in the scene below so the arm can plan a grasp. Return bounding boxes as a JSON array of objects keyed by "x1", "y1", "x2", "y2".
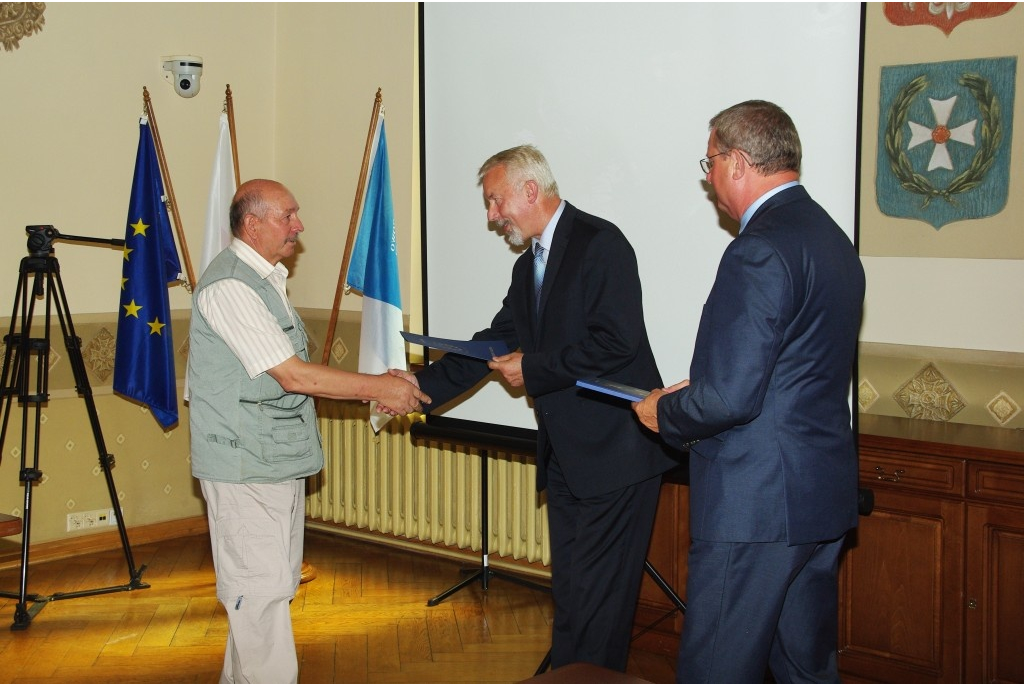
[{"x1": 195, "y1": 239, "x2": 297, "y2": 380}]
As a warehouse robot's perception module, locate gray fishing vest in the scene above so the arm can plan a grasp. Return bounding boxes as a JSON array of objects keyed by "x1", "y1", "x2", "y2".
[{"x1": 188, "y1": 248, "x2": 324, "y2": 483}]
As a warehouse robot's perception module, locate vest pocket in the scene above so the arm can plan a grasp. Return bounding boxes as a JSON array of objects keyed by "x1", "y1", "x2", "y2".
[
  {"x1": 239, "y1": 398, "x2": 315, "y2": 464},
  {"x1": 264, "y1": 412, "x2": 311, "y2": 461}
]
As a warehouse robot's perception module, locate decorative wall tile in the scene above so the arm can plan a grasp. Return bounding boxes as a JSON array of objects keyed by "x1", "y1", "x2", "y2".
[
  {"x1": 860, "y1": 343, "x2": 1024, "y2": 429},
  {"x1": 331, "y1": 337, "x2": 349, "y2": 364},
  {"x1": 893, "y1": 363, "x2": 966, "y2": 421},
  {"x1": 859, "y1": 379, "x2": 880, "y2": 412},
  {"x1": 83, "y1": 327, "x2": 116, "y2": 381},
  {"x1": 986, "y1": 391, "x2": 1020, "y2": 425}
]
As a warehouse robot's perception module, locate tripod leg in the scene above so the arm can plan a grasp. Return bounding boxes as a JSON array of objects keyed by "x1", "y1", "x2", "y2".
[
  {"x1": 49, "y1": 264, "x2": 149, "y2": 590},
  {"x1": 1, "y1": 265, "x2": 49, "y2": 629},
  {"x1": 644, "y1": 559, "x2": 686, "y2": 613},
  {"x1": 426, "y1": 569, "x2": 485, "y2": 607},
  {"x1": 534, "y1": 650, "x2": 552, "y2": 676}
]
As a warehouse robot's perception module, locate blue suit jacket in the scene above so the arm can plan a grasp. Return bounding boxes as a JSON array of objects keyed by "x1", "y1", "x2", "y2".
[
  {"x1": 657, "y1": 185, "x2": 865, "y2": 545},
  {"x1": 418, "y1": 202, "x2": 678, "y2": 498}
]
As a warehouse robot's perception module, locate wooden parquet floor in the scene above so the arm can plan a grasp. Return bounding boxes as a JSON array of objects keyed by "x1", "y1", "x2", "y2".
[{"x1": 0, "y1": 531, "x2": 675, "y2": 683}]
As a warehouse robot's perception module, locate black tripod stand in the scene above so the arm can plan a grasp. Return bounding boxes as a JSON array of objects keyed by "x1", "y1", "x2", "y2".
[
  {"x1": 0, "y1": 225, "x2": 149, "y2": 631},
  {"x1": 410, "y1": 416, "x2": 552, "y2": 606},
  {"x1": 426, "y1": 444, "x2": 551, "y2": 606}
]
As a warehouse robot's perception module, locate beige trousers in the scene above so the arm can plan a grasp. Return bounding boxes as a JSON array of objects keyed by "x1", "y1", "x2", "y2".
[{"x1": 201, "y1": 479, "x2": 305, "y2": 684}]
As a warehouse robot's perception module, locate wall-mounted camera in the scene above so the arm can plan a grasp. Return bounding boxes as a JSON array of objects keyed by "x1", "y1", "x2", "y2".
[{"x1": 162, "y1": 55, "x2": 203, "y2": 98}]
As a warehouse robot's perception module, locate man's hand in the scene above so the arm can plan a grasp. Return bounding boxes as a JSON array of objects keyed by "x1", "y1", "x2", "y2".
[
  {"x1": 375, "y1": 371, "x2": 430, "y2": 416},
  {"x1": 488, "y1": 352, "x2": 524, "y2": 387},
  {"x1": 632, "y1": 379, "x2": 689, "y2": 433},
  {"x1": 388, "y1": 368, "x2": 420, "y2": 387}
]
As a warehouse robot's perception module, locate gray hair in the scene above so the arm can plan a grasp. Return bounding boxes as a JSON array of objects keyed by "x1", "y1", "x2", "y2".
[
  {"x1": 229, "y1": 180, "x2": 273, "y2": 237},
  {"x1": 477, "y1": 144, "x2": 560, "y2": 197},
  {"x1": 710, "y1": 100, "x2": 801, "y2": 176}
]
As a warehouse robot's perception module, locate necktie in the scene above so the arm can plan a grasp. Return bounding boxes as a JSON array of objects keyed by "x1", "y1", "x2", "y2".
[{"x1": 533, "y1": 243, "x2": 546, "y2": 312}]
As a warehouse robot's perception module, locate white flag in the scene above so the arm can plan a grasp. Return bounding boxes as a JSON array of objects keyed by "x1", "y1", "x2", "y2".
[{"x1": 199, "y1": 111, "x2": 236, "y2": 278}]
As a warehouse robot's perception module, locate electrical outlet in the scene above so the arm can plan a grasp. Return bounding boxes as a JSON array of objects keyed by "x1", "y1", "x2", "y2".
[{"x1": 66, "y1": 508, "x2": 118, "y2": 532}]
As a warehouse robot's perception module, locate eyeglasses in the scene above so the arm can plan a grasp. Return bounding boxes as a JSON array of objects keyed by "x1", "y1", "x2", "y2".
[{"x1": 700, "y1": 152, "x2": 728, "y2": 174}]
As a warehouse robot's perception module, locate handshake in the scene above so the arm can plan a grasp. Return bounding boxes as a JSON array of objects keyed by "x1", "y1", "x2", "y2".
[{"x1": 373, "y1": 368, "x2": 429, "y2": 416}]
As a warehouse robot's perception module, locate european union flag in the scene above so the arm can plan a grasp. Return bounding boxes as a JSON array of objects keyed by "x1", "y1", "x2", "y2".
[{"x1": 113, "y1": 117, "x2": 182, "y2": 429}]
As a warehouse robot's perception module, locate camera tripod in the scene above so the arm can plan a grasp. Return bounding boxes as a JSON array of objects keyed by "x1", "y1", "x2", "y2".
[{"x1": 0, "y1": 225, "x2": 149, "y2": 631}]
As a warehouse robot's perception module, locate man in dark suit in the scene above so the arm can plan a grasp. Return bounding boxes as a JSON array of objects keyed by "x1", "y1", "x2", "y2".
[
  {"x1": 634, "y1": 101, "x2": 865, "y2": 683},
  {"x1": 408, "y1": 145, "x2": 678, "y2": 671}
]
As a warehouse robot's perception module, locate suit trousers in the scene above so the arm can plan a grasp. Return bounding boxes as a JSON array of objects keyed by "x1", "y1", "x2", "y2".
[
  {"x1": 675, "y1": 535, "x2": 846, "y2": 684},
  {"x1": 545, "y1": 449, "x2": 662, "y2": 671},
  {"x1": 201, "y1": 479, "x2": 306, "y2": 684}
]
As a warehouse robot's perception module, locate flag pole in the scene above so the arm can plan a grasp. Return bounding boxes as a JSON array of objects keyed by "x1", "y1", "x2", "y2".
[
  {"x1": 143, "y1": 87, "x2": 197, "y2": 290},
  {"x1": 225, "y1": 84, "x2": 240, "y2": 189},
  {"x1": 320, "y1": 88, "x2": 383, "y2": 366}
]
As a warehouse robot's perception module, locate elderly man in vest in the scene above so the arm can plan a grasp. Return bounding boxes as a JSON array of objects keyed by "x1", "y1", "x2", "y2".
[{"x1": 187, "y1": 179, "x2": 428, "y2": 683}]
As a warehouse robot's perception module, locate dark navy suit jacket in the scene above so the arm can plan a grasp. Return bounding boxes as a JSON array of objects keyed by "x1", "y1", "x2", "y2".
[
  {"x1": 417, "y1": 202, "x2": 678, "y2": 498},
  {"x1": 656, "y1": 185, "x2": 865, "y2": 545}
]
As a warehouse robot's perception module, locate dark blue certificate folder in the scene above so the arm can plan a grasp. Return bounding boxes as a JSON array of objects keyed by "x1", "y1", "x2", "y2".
[
  {"x1": 576, "y1": 378, "x2": 650, "y2": 402},
  {"x1": 401, "y1": 331, "x2": 510, "y2": 360}
]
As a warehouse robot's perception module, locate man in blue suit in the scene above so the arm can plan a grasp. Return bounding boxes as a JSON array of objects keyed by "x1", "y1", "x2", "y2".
[{"x1": 634, "y1": 101, "x2": 865, "y2": 683}]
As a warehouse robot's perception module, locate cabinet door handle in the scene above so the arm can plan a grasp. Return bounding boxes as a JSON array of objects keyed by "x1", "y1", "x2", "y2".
[{"x1": 874, "y1": 466, "x2": 905, "y2": 482}]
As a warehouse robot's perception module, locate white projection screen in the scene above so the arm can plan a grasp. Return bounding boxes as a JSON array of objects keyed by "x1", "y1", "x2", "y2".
[{"x1": 421, "y1": 3, "x2": 863, "y2": 431}]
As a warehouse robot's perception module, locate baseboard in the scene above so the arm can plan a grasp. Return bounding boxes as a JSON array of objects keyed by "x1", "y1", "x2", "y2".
[
  {"x1": 1, "y1": 515, "x2": 555, "y2": 584},
  {"x1": 306, "y1": 520, "x2": 553, "y2": 581},
  {"x1": 0, "y1": 515, "x2": 210, "y2": 572}
]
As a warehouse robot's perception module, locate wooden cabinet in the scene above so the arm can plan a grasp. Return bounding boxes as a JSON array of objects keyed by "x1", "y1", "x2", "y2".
[
  {"x1": 839, "y1": 415, "x2": 1024, "y2": 683},
  {"x1": 965, "y1": 477, "x2": 1024, "y2": 683},
  {"x1": 838, "y1": 482, "x2": 965, "y2": 681}
]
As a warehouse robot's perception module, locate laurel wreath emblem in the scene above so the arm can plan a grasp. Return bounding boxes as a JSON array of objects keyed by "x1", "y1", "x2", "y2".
[{"x1": 883, "y1": 72, "x2": 1002, "y2": 208}]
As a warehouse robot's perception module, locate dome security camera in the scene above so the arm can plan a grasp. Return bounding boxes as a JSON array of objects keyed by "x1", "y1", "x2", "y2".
[{"x1": 162, "y1": 56, "x2": 203, "y2": 98}]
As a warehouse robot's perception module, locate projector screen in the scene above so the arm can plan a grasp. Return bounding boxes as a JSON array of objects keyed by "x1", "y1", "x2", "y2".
[{"x1": 421, "y1": 3, "x2": 863, "y2": 430}]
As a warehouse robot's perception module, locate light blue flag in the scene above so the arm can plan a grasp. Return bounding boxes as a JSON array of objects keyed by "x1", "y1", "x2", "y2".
[
  {"x1": 346, "y1": 117, "x2": 405, "y2": 431},
  {"x1": 113, "y1": 117, "x2": 182, "y2": 429}
]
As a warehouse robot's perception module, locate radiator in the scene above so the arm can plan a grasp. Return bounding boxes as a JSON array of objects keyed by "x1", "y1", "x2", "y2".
[{"x1": 307, "y1": 403, "x2": 550, "y2": 566}]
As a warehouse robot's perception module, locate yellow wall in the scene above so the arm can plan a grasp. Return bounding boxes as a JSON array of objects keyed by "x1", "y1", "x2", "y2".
[
  {"x1": 0, "y1": 2, "x2": 419, "y2": 543},
  {"x1": 2, "y1": 3, "x2": 1021, "y2": 547}
]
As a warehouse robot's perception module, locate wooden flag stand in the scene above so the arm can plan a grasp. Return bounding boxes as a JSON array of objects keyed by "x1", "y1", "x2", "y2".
[
  {"x1": 320, "y1": 88, "x2": 384, "y2": 366},
  {"x1": 225, "y1": 84, "x2": 241, "y2": 188},
  {"x1": 142, "y1": 87, "x2": 195, "y2": 291}
]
